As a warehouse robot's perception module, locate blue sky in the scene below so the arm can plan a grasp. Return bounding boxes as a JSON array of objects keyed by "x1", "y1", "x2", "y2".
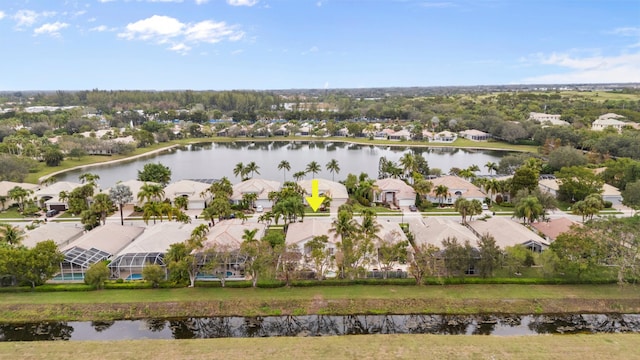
[{"x1": 0, "y1": 0, "x2": 639, "y2": 90}]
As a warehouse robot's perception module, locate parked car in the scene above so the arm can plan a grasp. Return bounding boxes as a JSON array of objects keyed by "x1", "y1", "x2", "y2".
[
  {"x1": 409, "y1": 205, "x2": 418, "y2": 212},
  {"x1": 482, "y1": 203, "x2": 489, "y2": 210},
  {"x1": 255, "y1": 205, "x2": 264, "y2": 213},
  {"x1": 46, "y1": 209, "x2": 59, "y2": 217}
]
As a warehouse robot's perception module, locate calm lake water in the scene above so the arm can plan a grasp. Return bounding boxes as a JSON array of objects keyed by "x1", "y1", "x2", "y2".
[
  {"x1": 57, "y1": 141, "x2": 512, "y2": 189},
  {"x1": 1, "y1": 314, "x2": 638, "y2": 341}
]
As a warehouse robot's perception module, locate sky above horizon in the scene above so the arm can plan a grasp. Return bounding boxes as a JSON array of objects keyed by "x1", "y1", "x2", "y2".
[{"x1": 1, "y1": 0, "x2": 639, "y2": 91}]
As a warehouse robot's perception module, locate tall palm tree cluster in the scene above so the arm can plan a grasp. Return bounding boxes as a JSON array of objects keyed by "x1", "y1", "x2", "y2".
[{"x1": 236, "y1": 159, "x2": 341, "y2": 182}]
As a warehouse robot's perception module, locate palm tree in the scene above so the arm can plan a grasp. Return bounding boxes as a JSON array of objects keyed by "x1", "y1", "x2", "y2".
[
  {"x1": 306, "y1": 161, "x2": 321, "y2": 178},
  {"x1": 137, "y1": 183, "x2": 165, "y2": 204},
  {"x1": 142, "y1": 201, "x2": 163, "y2": 224},
  {"x1": 468, "y1": 164, "x2": 480, "y2": 173},
  {"x1": 246, "y1": 161, "x2": 261, "y2": 179},
  {"x1": 8, "y1": 186, "x2": 32, "y2": 213},
  {"x1": 242, "y1": 228, "x2": 259, "y2": 243},
  {"x1": 233, "y1": 162, "x2": 247, "y2": 180},
  {"x1": 413, "y1": 179, "x2": 433, "y2": 203},
  {"x1": 326, "y1": 159, "x2": 340, "y2": 181},
  {"x1": 79, "y1": 173, "x2": 100, "y2": 188},
  {"x1": 92, "y1": 193, "x2": 114, "y2": 226},
  {"x1": 109, "y1": 183, "x2": 133, "y2": 226},
  {"x1": 485, "y1": 161, "x2": 498, "y2": 175},
  {"x1": 277, "y1": 160, "x2": 291, "y2": 182},
  {"x1": 399, "y1": 153, "x2": 416, "y2": 181},
  {"x1": 0, "y1": 196, "x2": 7, "y2": 211},
  {"x1": 293, "y1": 171, "x2": 307, "y2": 182},
  {"x1": 514, "y1": 196, "x2": 543, "y2": 224},
  {"x1": 174, "y1": 196, "x2": 188, "y2": 210},
  {"x1": 434, "y1": 185, "x2": 450, "y2": 207},
  {"x1": 206, "y1": 177, "x2": 233, "y2": 200},
  {"x1": 0, "y1": 223, "x2": 25, "y2": 246},
  {"x1": 458, "y1": 169, "x2": 475, "y2": 180}
]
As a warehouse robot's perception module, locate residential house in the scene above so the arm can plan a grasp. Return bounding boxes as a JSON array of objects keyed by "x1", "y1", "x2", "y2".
[
  {"x1": 163, "y1": 180, "x2": 212, "y2": 210},
  {"x1": 388, "y1": 129, "x2": 411, "y2": 141},
  {"x1": 431, "y1": 131, "x2": 457, "y2": 143},
  {"x1": 467, "y1": 217, "x2": 549, "y2": 252},
  {"x1": 231, "y1": 178, "x2": 281, "y2": 210},
  {"x1": 104, "y1": 180, "x2": 161, "y2": 207},
  {"x1": 591, "y1": 113, "x2": 633, "y2": 132},
  {"x1": 425, "y1": 176, "x2": 486, "y2": 205},
  {"x1": 200, "y1": 219, "x2": 267, "y2": 279},
  {"x1": 34, "y1": 181, "x2": 84, "y2": 211},
  {"x1": 459, "y1": 129, "x2": 491, "y2": 141},
  {"x1": 538, "y1": 178, "x2": 622, "y2": 206},
  {"x1": 529, "y1": 112, "x2": 569, "y2": 126},
  {"x1": 373, "y1": 178, "x2": 416, "y2": 208},
  {"x1": 298, "y1": 179, "x2": 349, "y2": 210},
  {"x1": 108, "y1": 222, "x2": 198, "y2": 280},
  {"x1": 22, "y1": 223, "x2": 84, "y2": 249},
  {"x1": 0, "y1": 181, "x2": 39, "y2": 209},
  {"x1": 57, "y1": 224, "x2": 145, "y2": 281},
  {"x1": 286, "y1": 220, "x2": 339, "y2": 272},
  {"x1": 408, "y1": 217, "x2": 479, "y2": 248},
  {"x1": 530, "y1": 217, "x2": 579, "y2": 242}
]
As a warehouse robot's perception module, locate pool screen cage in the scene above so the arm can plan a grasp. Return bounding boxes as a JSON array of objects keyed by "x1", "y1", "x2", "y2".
[
  {"x1": 108, "y1": 252, "x2": 165, "y2": 280},
  {"x1": 58, "y1": 246, "x2": 111, "y2": 281}
]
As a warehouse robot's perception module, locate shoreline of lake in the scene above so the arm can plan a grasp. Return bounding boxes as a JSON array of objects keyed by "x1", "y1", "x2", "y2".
[{"x1": 41, "y1": 137, "x2": 531, "y2": 187}]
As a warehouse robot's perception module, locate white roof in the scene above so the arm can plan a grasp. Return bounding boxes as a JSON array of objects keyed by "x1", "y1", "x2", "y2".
[
  {"x1": 22, "y1": 223, "x2": 85, "y2": 249},
  {"x1": 62, "y1": 223, "x2": 145, "y2": 255},
  {"x1": 298, "y1": 179, "x2": 348, "y2": 200},
  {"x1": 467, "y1": 217, "x2": 549, "y2": 249},
  {"x1": 35, "y1": 182, "x2": 83, "y2": 197},
  {"x1": 0, "y1": 181, "x2": 39, "y2": 196},
  {"x1": 428, "y1": 176, "x2": 486, "y2": 198},
  {"x1": 231, "y1": 178, "x2": 281, "y2": 201},
  {"x1": 164, "y1": 180, "x2": 211, "y2": 201},
  {"x1": 408, "y1": 217, "x2": 478, "y2": 248},
  {"x1": 115, "y1": 222, "x2": 198, "y2": 255},
  {"x1": 460, "y1": 129, "x2": 490, "y2": 136}
]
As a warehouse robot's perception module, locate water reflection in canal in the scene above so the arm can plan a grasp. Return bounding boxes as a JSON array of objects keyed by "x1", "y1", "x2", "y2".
[{"x1": 1, "y1": 314, "x2": 638, "y2": 341}]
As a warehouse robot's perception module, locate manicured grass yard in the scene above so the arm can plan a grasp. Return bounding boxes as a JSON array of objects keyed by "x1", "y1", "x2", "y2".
[{"x1": 0, "y1": 334, "x2": 638, "y2": 360}]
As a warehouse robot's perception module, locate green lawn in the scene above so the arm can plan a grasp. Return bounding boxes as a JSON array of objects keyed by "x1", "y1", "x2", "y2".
[
  {"x1": 1, "y1": 284, "x2": 638, "y2": 305},
  {"x1": 0, "y1": 207, "x2": 25, "y2": 219},
  {"x1": 1, "y1": 334, "x2": 638, "y2": 360}
]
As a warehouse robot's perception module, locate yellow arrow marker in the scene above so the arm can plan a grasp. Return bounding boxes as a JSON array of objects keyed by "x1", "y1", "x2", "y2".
[{"x1": 306, "y1": 179, "x2": 326, "y2": 212}]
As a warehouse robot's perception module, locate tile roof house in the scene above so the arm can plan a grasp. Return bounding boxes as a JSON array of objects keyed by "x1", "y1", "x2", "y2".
[
  {"x1": 104, "y1": 180, "x2": 161, "y2": 206},
  {"x1": 530, "y1": 217, "x2": 579, "y2": 242},
  {"x1": 431, "y1": 131, "x2": 457, "y2": 143},
  {"x1": 467, "y1": 217, "x2": 549, "y2": 252},
  {"x1": 408, "y1": 217, "x2": 479, "y2": 248},
  {"x1": 298, "y1": 179, "x2": 349, "y2": 209},
  {"x1": 22, "y1": 223, "x2": 85, "y2": 249},
  {"x1": 373, "y1": 178, "x2": 416, "y2": 208},
  {"x1": 459, "y1": 129, "x2": 491, "y2": 141},
  {"x1": 425, "y1": 176, "x2": 486, "y2": 205},
  {"x1": 0, "y1": 181, "x2": 39, "y2": 209},
  {"x1": 34, "y1": 181, "x2": 84, "y2": 211},
  {"x1": 163, "y1": 180, "x2": 212, "y2": 210},
  {"x1": 231, "y1": 178, "x2": 281, "y2": 209}
]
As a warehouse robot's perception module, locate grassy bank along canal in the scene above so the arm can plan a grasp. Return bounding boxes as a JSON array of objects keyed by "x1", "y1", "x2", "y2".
[{"x1": 1, "y1": 284, "x2": 639, "y2": 322}]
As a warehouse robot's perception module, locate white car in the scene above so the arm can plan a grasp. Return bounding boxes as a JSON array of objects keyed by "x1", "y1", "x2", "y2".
[
  {"x1": 255, "y1": 205, "x2": 264, "y2": 213},
  {"x1": 482, "y1": 203, "x2": 489, "y2": 210}
]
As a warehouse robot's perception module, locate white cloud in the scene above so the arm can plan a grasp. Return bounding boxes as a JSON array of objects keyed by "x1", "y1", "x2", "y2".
[
  {"x1": 118, "y1": 15, "x2": 185, "y2": 42},
  {"x1": 90, "y1": 25, "x2": 115, "y2": 32},
  {"x1": 609, "y1": 27, "x2": 640, "y2": 37},
  {"x1": 227, "y1": 0, "x2": 258, "y2": 6},
  {"x1": 169, "y1": 43, "x2": 191, "y2": 55},
  {"x1": 522, "y1": 51, "x2": 640, "y2": 84},
  {"x1": 195, "y1": 0, "x2": 210, "y2": 3},
  {"x1": 0, "y1": 11, "x2": 5, "y2": 20},
  {"x1": 231, "y1": 49, "x2": 243, "y2": 55},
  {"x1": 14, "y1": 10, "x2": 38, "y2": 27},
  {"x1": 33, "y1": 21, "x2": 69, "y2": 37},
  {"x1": 119, "y1": 15, "x2": 244, "y2": 53},
  {"x1": 97, "y1": 0, "x2": 117, "y2": 2},
  {"x1": 13, "y1": 9, "x2": 56, "y2": 28}
]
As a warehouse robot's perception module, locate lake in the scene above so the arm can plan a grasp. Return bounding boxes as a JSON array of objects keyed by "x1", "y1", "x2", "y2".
[{"x1": 56, "y1": 141, "x2": 513, "y2": 189}]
